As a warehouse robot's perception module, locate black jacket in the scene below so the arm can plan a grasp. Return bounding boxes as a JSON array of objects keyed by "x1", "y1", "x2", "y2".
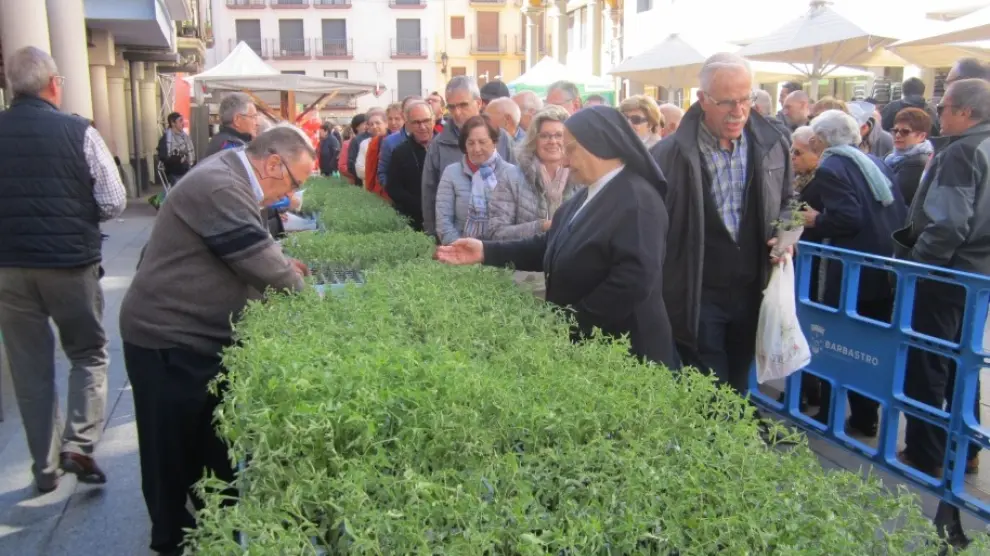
[
  {"x1": 649, "y1": 105, "x2": 793, "y2": 350},
  {"x1": 385, "y1": 134, "x2": 429, "y2": 231},
  {"x1": 880, "y1": 95, "x2": 940, "y2": 137},
  {"x1": 319, "y1": 135, "x2": 340, "y2": 176},
  {"x1": 483, "y1": 168, "x2": 678, "y2": 369},
  {"x1": 0, "y1": 96, "x2": 102, "y2": 268},
  {"x1": 886, "y1": 151, "x2": 928, "y2": 205},
  {"x1": 799, "y1": 154, "x2": 906, "y2": 306},
  {"x1": 204, "y1": 126, "x2": 252, "y2": 159}
]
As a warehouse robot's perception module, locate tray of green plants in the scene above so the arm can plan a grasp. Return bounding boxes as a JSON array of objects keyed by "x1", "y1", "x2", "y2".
[
  {"x1": 282, "y1": 230, "x2": 436, "y2": 271},
  {"x1": 188, "y1": 259, "x2": 966, "y2": 555},
  {"x1": 300, "y1": 183, "x2": 410, "y2": 235}
]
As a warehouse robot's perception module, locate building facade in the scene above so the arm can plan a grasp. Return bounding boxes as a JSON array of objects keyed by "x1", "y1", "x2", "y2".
[
  {"x1": 545, "y1": 0, "x2": 621, "y2": 78},
  {"x1": 434, "y1": 0, "x2": 538, "y2": 89},
  {"x1": 209, "y1": 0, "x2": 439, "y2": 114},
  {"x1": 0, "y1": 0, "x2": 209, "y2": 197}
]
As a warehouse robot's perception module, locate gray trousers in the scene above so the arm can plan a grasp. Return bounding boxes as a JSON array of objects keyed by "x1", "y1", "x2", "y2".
[{"x1": 0, "y1": 264, "x2": 109, "y2": 485}]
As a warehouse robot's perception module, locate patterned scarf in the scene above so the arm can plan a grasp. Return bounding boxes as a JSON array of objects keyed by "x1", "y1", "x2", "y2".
[
  {"x1": 463, "y1": 152, "x2": 500, "y2": 239},
  {"x1": 539, "y1": 163, "x2": 570, "y2": 216}
]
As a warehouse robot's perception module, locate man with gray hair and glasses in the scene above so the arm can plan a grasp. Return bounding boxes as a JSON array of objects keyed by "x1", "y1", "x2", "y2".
[
  {"x1": 546, "y1": 80, "x2": 582, "y2": 115},
  {"x1": 0, "y1": 46, "x2": 126, "y2": 493},
  {"x1": 895, "y1": 78, "x2": 990, "y2": 478},
  {"x1": 512, "y1": 90, "x2": 543, "y2": 133},
  {"x1": 421, "y1": 75, "x2": 515, "y2": 240},
  {"x1": 651, "y1": 52, "x2": 793, "y2": 398},
  {"x1": 204, "y1": 92, "x2": 259, "y2": 157},
  {"x1": 120, "y1": 126, "x2": 312, "y2": 554}
]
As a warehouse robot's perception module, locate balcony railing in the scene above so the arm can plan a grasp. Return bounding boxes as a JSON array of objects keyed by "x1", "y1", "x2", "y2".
[
  {"x1": 225, "y1": 0, "x2": 265, "y2": 7},
  {"x1": 314, "y1": 0, "x2": 351, "y2": 6},
  {"x1": 316, "y1": 37, "x2": 353, "y2": 58},
  {"x1": 471, "y1": 34, "x2": 507, "y2": 55},
  {"x1": 391, "y1": 37, "x2": 427, "y2": 58},
  {"x1": 269, "y1": 37, "x2": 310, "y2": 58},
  {"x1": 232, "y1": 37, "x2": 266, "y2": 57},
  {"x1": 271, "y1": 0, "x2": 309, "y2": 7},
  {"x1": 515, "y1": 34, "x2": 549, "y2": 56},
  {"x1": 389, "y1": 0, "x2": 426, "y2": 8}
]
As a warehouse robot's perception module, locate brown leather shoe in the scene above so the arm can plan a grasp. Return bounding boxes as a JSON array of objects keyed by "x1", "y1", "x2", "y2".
[{"x1": 59, "y1": 452, "x2": 107, "y2": 484}]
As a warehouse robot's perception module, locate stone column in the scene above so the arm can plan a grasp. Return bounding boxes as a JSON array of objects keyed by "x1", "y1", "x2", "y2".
[
  {"x1": 47, "y1": 0, "x2": 93, "y2": 118},
  {"x1": 0, "y1": 0, "x2": 51, "y2": 74},
  {"x1": 555, "y1": 0, "x2": 568, "y2": 65},
  {"x1": 522, "y1": 5, "x2": 544, "y2": 71},
  {"x1": 589, "y1": 0, "x2": 602, "y2": 76},
  {"x1": 90, "y1": 66, "x2": 112, "y2": 145},
  {"x1": 139, "y1": 65, "x2": 159, "y2": 179},
  {"x1": 107, "y1": 63, "x2": 135, "y2": 196}
]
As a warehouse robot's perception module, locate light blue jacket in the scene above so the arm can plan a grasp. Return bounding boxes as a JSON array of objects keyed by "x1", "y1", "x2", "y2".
[{"x1": 435, "y1": 156, "x2": 522, "y2": 244}]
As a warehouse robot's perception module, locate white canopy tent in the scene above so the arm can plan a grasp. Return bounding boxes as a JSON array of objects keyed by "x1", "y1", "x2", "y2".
[
  {"x1": 891, "y1": 6, "x2": 990, "y2": 47},
  {"x1": 609, "y1": 33, "x2": 870, "y2": 92},
  {"x1": 509, "y1": 56, "x2": 614, "y2": 93},
  {"x1": 737, "y1": 0, "x2": 944, "y2": 99},
  {"x1": 188, "y1": 41, "x2": 377, "y2": 120}
]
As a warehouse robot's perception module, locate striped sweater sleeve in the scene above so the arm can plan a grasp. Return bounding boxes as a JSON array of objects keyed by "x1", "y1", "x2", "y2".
[{"x1": 179, "y1": 184, "x2": 304, "y2": 294}]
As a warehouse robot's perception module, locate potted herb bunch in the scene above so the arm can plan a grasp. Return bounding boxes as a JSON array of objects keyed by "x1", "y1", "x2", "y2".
[{"x1": 771, "y1": 198, "x2": 808, "y2": 259}]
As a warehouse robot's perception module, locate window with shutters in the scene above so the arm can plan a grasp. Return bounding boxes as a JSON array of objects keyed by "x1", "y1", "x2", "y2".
[
  {"x1": 281, "y1": 70, "x2": 306, "y2": 75},
  {"x1": 321, "y1": 19, "x2": 349, "y2": 56},
  {"x1": 476, "y1": 61, "x2": 500, "y2": 89},
  {"x1": 451, "y1": 67, "x2": 467, "y2": 77},
  {"x1": 277, "y1": 19, "x2": 305, "y2": 56},
  {"x1": 324, "y1": 70, "x2": 348, "y2": 79},
  {"x1": 235, "y1": 20, "x2": 263, "y2": 57},
  {"x1": 395, "y1": 19, "x2": 423, "y2": 55},
  {"x1": 397, "y1": 70, "x2": 423, "y2": 100},
  {"x1": 450, "y1": 16, "x2": 465, "y2": 39}
]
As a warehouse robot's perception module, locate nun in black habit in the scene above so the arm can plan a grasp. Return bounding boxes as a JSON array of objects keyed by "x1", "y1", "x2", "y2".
[{"x1": 436, "y1": 106, "x2": 679, "y2": 369}]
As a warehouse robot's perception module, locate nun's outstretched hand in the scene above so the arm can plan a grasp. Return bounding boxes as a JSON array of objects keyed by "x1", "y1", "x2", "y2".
[{"x1": 435, "y1": 238, "x2": 484, "y2": 265}]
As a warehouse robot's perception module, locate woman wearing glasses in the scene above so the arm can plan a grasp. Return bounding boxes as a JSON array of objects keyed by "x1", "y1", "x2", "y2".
[
  {"x1": 436, "y1": 106, "x2": 678, "y2": 369},
  {"x1": 884, "y1": 107, "x2": 934, "y2": 205},
  {"x1": 620, "y1": 95, "x2": 664, "y2": 148},
  {"x1": 488, "y1": 106, "x2": 578, "y2": 297}
]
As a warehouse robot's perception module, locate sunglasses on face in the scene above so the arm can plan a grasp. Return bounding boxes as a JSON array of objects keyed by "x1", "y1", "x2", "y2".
[
  {"x1": 890, "y1": 127, "x2": 916, "y2": 137},
  {"x1": 625, "y1": 114, "x2": 649, "y2": 125},
  {"x1": 791, "y1": 148, "x2": 805, "y2": 157}
]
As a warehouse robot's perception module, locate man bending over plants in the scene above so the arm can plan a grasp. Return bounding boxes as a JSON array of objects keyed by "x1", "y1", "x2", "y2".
[{"x1": 118, "y1": 126, "x2": 312, "y2": 556}]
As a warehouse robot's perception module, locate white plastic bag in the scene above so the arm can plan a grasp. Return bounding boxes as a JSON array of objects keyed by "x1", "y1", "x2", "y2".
[{"x1": 755, "y1": 253, "x2": 812, "y2": 384}]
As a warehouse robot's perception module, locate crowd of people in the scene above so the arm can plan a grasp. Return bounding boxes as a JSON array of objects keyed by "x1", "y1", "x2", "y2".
[{"x1": 2, "y1": 40, "x2": 990, "y2": 554}]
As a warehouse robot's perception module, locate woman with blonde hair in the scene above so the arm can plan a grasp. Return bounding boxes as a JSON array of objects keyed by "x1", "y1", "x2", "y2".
[
  {"x1": 619, "y1": 95, "x2": 664, "y2": 148},
  {"x1": 810, "y1": 96, "x2": 849, "y2": 120}
]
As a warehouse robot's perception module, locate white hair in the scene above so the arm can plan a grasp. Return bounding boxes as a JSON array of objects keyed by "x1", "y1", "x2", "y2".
[
  {"x1": 446, "y1": 75, "x2": 481, "y2": 100},
  {"x1": 403, "y1": 99, "x2": 433, "y2": 120},
  {"x1": 658, "y1": 103, "x2": 684, "y2": 120},
  {"x1": 753, "y1": 90, "x2": 772, "y2": 116},
  {"x1": 7, "y1": 46, "x2": 58, "y2": 96},
  {"x1": 810, "y1": 109, "x2": 861, "y2": 148},
  {"x1": 513, "y1": 90, "x2": 543, "y2": 115},
  {"x1": 219, "y1": 92, "x2": 254, "y2": 126},
  {"x1": 699, "y1": 52, "x2": 752, "y2": 92},
  {"x1": 487, "y1": 97, "x2": 521, "y2": 125},
  {"x1": 791, "y1": 126, "x2": 815, "y2": 145}
]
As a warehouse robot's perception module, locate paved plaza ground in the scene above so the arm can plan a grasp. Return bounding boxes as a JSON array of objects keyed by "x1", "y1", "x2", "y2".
[{"x1": 0, "y1": 203, "x2": 987, "y2": 555}]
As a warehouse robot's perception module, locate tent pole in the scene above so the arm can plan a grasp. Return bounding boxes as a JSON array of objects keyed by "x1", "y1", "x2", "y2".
[{"x1": 809, "y1": 45, "x2": 823, "y2": 101}]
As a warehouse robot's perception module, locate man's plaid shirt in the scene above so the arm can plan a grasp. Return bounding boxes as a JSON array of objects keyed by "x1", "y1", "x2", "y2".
[{"x1": 698, "y1": 123, "x2": 748, "y2": 241}]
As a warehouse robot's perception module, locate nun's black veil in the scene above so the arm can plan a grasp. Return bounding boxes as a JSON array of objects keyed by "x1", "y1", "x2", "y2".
[{"x1": 563, "y1": 105, "x2": 667, "y2": 199}]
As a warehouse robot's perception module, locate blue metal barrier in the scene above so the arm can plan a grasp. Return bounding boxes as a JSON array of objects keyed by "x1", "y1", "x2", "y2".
[{"x1": 749, "y1": 241, "x2": 990, "y2": 525}]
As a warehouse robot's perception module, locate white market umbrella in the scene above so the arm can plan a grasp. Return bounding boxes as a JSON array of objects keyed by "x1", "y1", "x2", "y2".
[
  {"x1": 737, "y1": 0, "x2": 941, "y2": 99},
  {"x1": 886, "y1": 40, "x2": 990, "y2": 66},
  {"x1": 609, "y1": 33, "x2": 870, "y2": 92},
  {"x1": 892, "y1": 5, "x2": 990, "y2": 47}
]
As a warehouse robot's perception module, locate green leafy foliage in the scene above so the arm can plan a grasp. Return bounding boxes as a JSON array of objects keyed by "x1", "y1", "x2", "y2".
[
  {"x1": 300, "y1": 180, "x2": 410, "y2": 234},
  {"x1": 189, "y1": 255, "x2": 952, "y2": 554},
  {"x1": 282, "y1": 230, "x2": 435, "y2": 272},
  {"x1": 773, "y1": 198, "x2": 810, "y2": 232}
]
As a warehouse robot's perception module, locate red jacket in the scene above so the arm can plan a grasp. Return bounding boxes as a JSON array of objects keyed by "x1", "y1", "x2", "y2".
[
  {"x1": 363, "y1": 136, "x2": 391, "y2": 202},
  {"x1": 337, "y1": 139, "x2": 354, "y2": 184}
]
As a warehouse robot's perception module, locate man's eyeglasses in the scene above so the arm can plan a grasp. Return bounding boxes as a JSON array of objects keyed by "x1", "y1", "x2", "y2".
[
  {"x1": 705, "y1": 93, "x2": 757, "y2": 111},
  {"x1": 936, "y1": 103, "x2": 957, "y2": 117},
  {"x1": 409, "y1": 118, "x2": 433, "y2": 127},
  {"x1": 890, "y1": 127, "x2": 916, "y2": 137},
  {"x1": 790, "y1": 148, "x2": 805, "y2": 157},
  {"x1": 281, "y1": 160, "x2": 301, "y2": 190}
]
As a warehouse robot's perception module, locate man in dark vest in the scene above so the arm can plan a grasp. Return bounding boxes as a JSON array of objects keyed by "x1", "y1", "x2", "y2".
[
  {"x1": 651, "y1": 52, "x2": 794, "y2": 396},
  {"x1": 0, "y1": 46, "x2": 127, "y2": 493}
]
